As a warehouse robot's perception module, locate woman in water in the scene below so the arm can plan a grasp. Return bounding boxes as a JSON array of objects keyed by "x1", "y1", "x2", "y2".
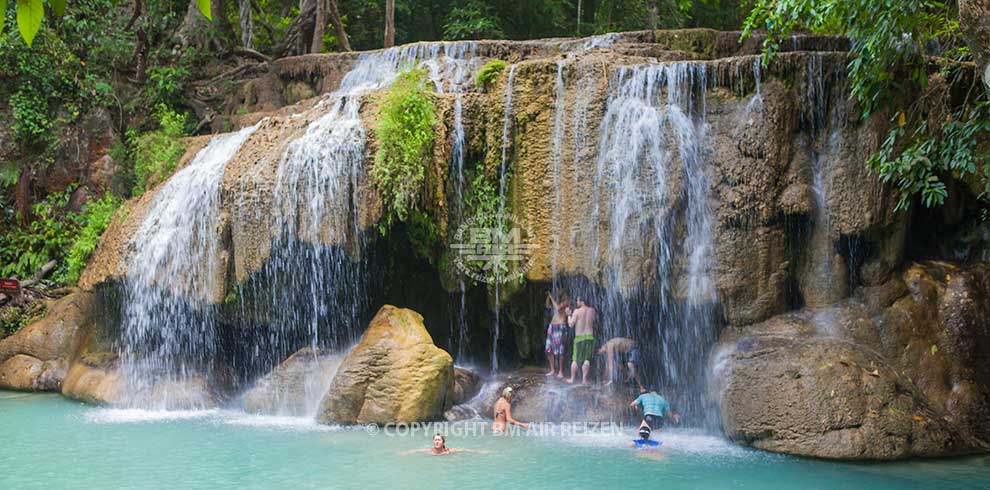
[
  {"x1": 492, "y1": 387, "x2": 531, "y2": 433},
  {"x1": 402, "y1": 433, "x2": 489, "y2": 456}
]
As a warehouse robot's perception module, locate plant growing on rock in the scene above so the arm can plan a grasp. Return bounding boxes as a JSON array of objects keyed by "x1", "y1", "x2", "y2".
[
  {"x1": 475, "y1": 59, "x2": 506, "y2": 90},
  {"x1": 372, "y1": 68, "x2": 436, "y2": 231},
  {"x1": 130, "y1": 104, "x2": 188, "y2": 197},
  {"x1": 61, "y1": 193, "x2": 121, "y2": 284}
]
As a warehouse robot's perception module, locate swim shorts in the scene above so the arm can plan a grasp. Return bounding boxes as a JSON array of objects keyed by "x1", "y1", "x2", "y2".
[
  {"x1": 545, "y1": 323, "x2": 566, "y2": 355},
  {"x1": 572, "y1": 334, "x2": 595, "y2": 363},
  {"x1": 618, "y1": 347, "x2": 640, "y2": 365}
]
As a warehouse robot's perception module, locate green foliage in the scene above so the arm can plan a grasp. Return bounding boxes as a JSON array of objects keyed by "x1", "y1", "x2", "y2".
[
  {"x1": 146, "y1": 65, "x2": 191, "y2": 107},
  {"x1": 0, "y1": 189, "x2": 76, "y2": 280},
  {"x1": 743, "y1": 0, "x2": 956, "y2": 118},
  {"x1": 0, "y1": 301, "x2": 46, "y2": 339},
  {"x1": 744, "y1": 0, "x2": 989, "y2": 210},
  {"x1": 372, "y1": 68, "x2": 436, "y2": 230},
  {"x1": 15, "y1": 0, "x2": 43, "y2": 47},
  {"x1": 869, "y1": 101, "x2": 990, "y2": 211},
  {"x1": 475, "y1": 59, "x2": 506, "y2": 90},
  {"x1": 60, "y1": 193, "x2": 120, "y2": 283},
  {"x1": 130, "y1": 104, "x2": 188, "y2": 197},
  {"x1": 443, "y1": 0, "x2": 504, "y2": 40}
]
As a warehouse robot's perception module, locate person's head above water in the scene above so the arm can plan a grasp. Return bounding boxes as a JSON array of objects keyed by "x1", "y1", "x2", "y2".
[
  {"x1": 501, "y1": 386, "x2": 514, "y2": 400},
  {"x1": 432, "y1": 433, "x2": 446, "y2": 450},
  {"x1": 638, "y1": 424, "x2": 651, "y2": 441}
]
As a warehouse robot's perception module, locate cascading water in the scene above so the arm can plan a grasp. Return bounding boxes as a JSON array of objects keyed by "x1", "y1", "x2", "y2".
[
  {"x1": 590, "y1": 62, "x2": 720, "y2": 428},
  {"x1": 119, "y1": 123, "x2": 260, "y2": 409},
  {"x1": 120, "y1": 41, "x2": 481, "y2": 411}
]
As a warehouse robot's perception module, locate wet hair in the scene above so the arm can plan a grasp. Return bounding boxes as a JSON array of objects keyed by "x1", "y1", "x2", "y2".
[
  {"x1": 434, "y1": 433, "x2": 446, "y2": 445},
  {"x1": 502, "y1": 386, "x2": 514, "y2": 399}
]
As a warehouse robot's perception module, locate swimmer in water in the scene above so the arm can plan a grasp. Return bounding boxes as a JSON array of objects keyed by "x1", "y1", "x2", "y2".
[
  {"x1": 402, "y1": 433, "x2": 489, "y2": 456},
  {"x1": 627, "y1": 424, "x2": 665, "y2": 461},
  {"x1": 492, "y1": 387, "x2": 531, "y2": 433}
]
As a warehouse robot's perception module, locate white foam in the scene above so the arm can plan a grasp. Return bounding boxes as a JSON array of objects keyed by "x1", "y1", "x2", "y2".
[
  {"x1": 83, "y1": 408, "x2": 218, "y2": 424},
  {"x1": 221, "y1": 413, "x2": 339, "y2": 432}
]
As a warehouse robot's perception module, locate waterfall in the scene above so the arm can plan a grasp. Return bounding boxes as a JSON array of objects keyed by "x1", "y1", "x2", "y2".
[
  {"x1": 549, "y1": 61, "x2": 567, "y2": 289},
  {"x1": 119, "y1": 41, "x2": 481, "y2": 409},
  {"x1": 450, "y1": 94, "x2": 470, "y2": 362},
  {"x1": 592, "y1": 62, "x2": 720, "y2": 428},
  {"x1": 119, "y1": 123, "x2": 260, "y2": 409},
  {"x1": 801, "y1": 54, "x2": 849, "y2": 310}
]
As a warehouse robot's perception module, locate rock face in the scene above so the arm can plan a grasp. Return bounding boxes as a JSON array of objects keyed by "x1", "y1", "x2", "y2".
[
  {"x1": 317, "y1": 306, "x2": 454, "y2": 424},
  {"x1": 61, "y1": 353, "x2": 123, "y2": 405},
  {"x1": 714, "y1": 262, "x2": 990, "y2": 459},
  {"x1": 243, "y1": 347, "x2": 342, "y2": 415},
  {"x1": 478, "y1": 367, "x2": 640, "y2": 424},
  {"x1": 452, "y1": 367, "x2": 483, "y2": 405},
  {"x1": 0, "y1": 292, "x2": 93, "y2": 392}
]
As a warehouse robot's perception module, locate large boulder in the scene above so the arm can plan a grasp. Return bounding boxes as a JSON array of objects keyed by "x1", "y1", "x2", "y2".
[
  {"x1": 61, "y1": 353, "x2": 123, "y2": 405},
  {"x1": 317, "y1": 305, "x2": 454, "y2": 424},
  {"x1": 0, "y1": 292, "x2": 93, "y2": 392},
  {"x1": 243, "y1": 347, "x2": 342, "y2": 416},
  {"x1": 713, "y1": 262, "x2": 990, "y2": 459}
]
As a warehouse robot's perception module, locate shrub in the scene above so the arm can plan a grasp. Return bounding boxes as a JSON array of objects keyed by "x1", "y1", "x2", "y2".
[
  {"x1": 61, "y1": 194, "x2": 121, "y2": 284},
  {"x1": 130, "y1": 104, "x2": 187, "y2": 196},
  {"x1": 372, "y1": 68, "x2": 436, "y2": 230},
  {"x1": 0, "y1": 190, "x2": 76, "y2": 280},
  {"x1": 475, "y1": 59, "x2": 506, "y2": 90}
]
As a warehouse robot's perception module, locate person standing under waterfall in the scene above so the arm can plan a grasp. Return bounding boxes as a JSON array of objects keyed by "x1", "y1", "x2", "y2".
[
  {"x1": 545, "y1": 291, "x2": 570, "y2": 378},
  {"x1": 597, "y1": 337, "x2": 644, "y2": 392},
  {"x1": 566, "y1": 295, "x2": 596, "y2": 385}
]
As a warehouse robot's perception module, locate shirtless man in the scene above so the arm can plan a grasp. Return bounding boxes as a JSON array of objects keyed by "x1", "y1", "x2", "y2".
[
  {"x1": 492, "y1": 387, "x2": 531, "y2": 433},
  {"x1": 401, "y1": 433, "x2": 489, "y2": 456},
  {"x1": 566, "y1": 296, "x2": 596, "y2": 385},
  {"x1": 544, "y1": 291, "x2": 570, "y2": 378},
  {"x1": 597, "y1": 337, "x2": 644, "y2": 392}
]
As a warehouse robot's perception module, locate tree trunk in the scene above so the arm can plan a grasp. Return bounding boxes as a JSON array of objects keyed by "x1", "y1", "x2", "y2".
[
  {"x1": 959, "y1": 0, "x2": 990, "y2": 99},
  {"x1": 240, "y1": 0, "x2": 253, "y2": 49},
  {"x1": 384, "y1": 0, "x2": 395, "y2": 48},
  {"x1": 211, "y1": 0, "x2": 236, "y2": 46},
  {"x1": 176, "y1": 0, "x2": 211, "y2": 50},
  {"x1": 273, "y1": 0, "x2": 318, "y2": 57},
  {"x1": 311, "y1": 0, "x2": 326, "y2": 53},
  {"x1": 328, "y1": 0, "x2": 351, "y2": 51}
]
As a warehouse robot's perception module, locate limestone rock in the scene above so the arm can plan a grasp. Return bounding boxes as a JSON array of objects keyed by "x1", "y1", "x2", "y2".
[
  {"x1": 243, "y1": 347, "x2": 342, "y2": 415},
  {"x1": 714, "y1": 262, "x2": 990, "y2": 459},
  {"x1": 317, "y1": 306, "x2": 454, "y2": 424},
  {"x1": 62, "y1": 354, "x2": 123, "y2": 405},
  {"x1": 0, "y1": 292, "x2": 93, "y2": 391},
  {"x1": 452, "y1": 367, "x2": 483, "y2": 405},
  {"x1": 479, "y1": 367, "x2": 639, "y2": 424}
]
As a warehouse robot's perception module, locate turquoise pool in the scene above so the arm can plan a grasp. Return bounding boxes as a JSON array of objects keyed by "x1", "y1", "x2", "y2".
[{"x1": 2, "y1": 391, "x2": 988, "y2": 490}]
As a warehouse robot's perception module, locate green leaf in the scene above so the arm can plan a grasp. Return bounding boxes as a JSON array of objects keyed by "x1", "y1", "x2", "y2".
[
  {"x1": 15, "y1": 0, "x2": 43, "y2": 47},
  {"x1": 195, "y1": 0, "x2": 211, "y2": 20},
  {"x1": 0, "y1": 0, "x2": 7, "y2": 35},
  {"x1": 49, "y1": 0, "x2": 64, "y2": 16}
]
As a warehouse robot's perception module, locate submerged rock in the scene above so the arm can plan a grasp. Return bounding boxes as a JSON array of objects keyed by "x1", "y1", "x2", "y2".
[
  {"x1": 243, "y1": 347, "x2": 342, "y2": 416},
  {"x1": 317, "y1": 306, "x2": 454, "y2": 424},
  {"x1": 714, "y1": 262, "x2": 990, "y2": 459},
  {"x1": 0, "y1": 292, "x2": 93, "y2": 392}
]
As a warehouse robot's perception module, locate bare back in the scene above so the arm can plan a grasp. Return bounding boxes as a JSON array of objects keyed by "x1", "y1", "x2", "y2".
[{"x1": 571, "y1": 306, "x2": 595, "y2": 336}]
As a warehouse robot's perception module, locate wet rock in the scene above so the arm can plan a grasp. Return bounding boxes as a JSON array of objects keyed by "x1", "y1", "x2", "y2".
[
  {"x1": 0, "y1": 292, "x2": 93, "y2": 392},
  {"x1": 478, "y1": 367, "x2": 640, "y2": 424},
  {"x1": 452, "y1": 367, "x2": 483, "y2": 405},
  {"x1": 317, "y1": 306, "x2": 454, "y2": 424},
  {"x1": 714, "y1": 262, "x2": 990, "y2": 459},
  {"x1": 243, "y1": 347, "x2": 342, "y2": 416},
  {"x1": 62, "y1": 353, "x2": 123, "y2": 405}
]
